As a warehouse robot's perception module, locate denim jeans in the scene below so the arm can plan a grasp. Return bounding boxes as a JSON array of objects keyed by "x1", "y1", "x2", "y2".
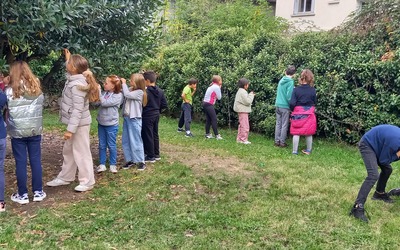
[
  {"x1": 178, "y1": 103, "x2": 192, "y2": 132},
  {"x1": 0, "y1": 138, "x2": 6, "y2": 201},
  {"x1": 11, "y1": 135, "x2": 43, "y2": 195},
  {"x1": 98, "y1": 124, "x2": 119, "y2": 165},
  {"x1": 355, "y1": 140, "x2": 392, "y2": 205},
  {"x1": 274, "y1": 107, "x2": 290, "y2": 144},
  {"x1": 122, "y1": 117, "x2": 145, "y2": 163}
]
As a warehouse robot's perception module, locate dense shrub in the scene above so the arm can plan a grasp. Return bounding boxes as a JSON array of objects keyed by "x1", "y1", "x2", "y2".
[{"x1": 145, "y1": 0, "x2": 400, "y2": 144}]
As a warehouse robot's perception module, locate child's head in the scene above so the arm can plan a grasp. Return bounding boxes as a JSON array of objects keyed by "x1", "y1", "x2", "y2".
[
  {"x1": 142, "y1": 70, "x2": 157, "y2": 86},
  {"x1": 9, "y1": 61, "x2": 42, "y2": 98},
  {"x1": 188, "y1": 78, "x2": 198, "y2": 89},
  {"x1": 104, "y1": 75, "x2": 122, "y2": 94},
  {"x1": 66, "y1": 53, "x2": 99, "y2": 102},
  {"x1": 285, "y1": 65, "x2": 296, "y2": 76},
  {"x1": 299, "y1": 69, "x2": 314, "y2": 86},
  {"x1": 67, "y1": 54, "x2": 89, "y2": 75},
  {"x1": 237, "y1": 78, "x2": 250, "y2": 90},
  {"x1": 130, "y1": 73, "x2": 148, "y2": 106},
  {"x1": 212, "y1": 75, "x2": 222, "y2": 86}
]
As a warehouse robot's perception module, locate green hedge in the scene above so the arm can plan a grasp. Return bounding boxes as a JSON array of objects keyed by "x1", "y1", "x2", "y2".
[{"x1": 144, "y1": 3, "x2": 400, "y2": 144}]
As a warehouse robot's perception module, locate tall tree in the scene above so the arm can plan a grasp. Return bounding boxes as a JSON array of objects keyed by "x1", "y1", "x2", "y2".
[{"x1": 0, "y1": 0, "x2": 163, "y2": 88}]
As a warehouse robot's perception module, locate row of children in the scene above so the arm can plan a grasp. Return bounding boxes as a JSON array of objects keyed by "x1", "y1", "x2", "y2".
[
  {"x1": 177, "y1": 75, "x2": 256, "y2": 144},
  {"x1": 0, "y1": 49, "x2": 168, "y2": 211},
  {"x1": 176, "y1": 67, "x2": 317, "y2": 148}
]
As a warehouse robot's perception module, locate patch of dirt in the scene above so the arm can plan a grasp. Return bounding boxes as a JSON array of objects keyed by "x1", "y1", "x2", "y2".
[
  {"x1": 4, "y1": 132, "x2": 109, "y2": 215},
  {"x1": 5, "y1": 132, "x2": 258, "y2": 215},
  {"x1": 161, "y1": 143, "x2": 255, "y2": 178}
]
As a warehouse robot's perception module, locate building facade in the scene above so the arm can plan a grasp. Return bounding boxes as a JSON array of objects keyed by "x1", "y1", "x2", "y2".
[{"x1": 268, "y1": 0, "x2": 366, "y2": 31}]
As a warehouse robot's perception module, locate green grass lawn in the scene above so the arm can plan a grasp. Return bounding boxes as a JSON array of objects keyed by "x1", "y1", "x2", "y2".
[{"x1": 2, "y1": 111, "x2": 400, "y2": 249}]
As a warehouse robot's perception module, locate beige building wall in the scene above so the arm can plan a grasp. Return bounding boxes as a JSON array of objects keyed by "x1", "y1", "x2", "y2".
[{"x1": 275, "y1": 0, "x2": 362, "y2": 31}]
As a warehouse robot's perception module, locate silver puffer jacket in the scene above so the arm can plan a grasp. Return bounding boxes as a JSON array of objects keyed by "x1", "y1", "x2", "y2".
[{"x1": 6, "y1": 86, "x2": 44, "y2": 138}]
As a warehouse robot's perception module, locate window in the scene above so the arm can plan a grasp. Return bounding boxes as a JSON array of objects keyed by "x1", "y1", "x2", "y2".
[{"x1": 293, "y1": 0, "x2": 315, "y2": 15}]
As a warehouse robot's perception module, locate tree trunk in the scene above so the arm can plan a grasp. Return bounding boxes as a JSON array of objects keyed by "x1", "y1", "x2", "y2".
[{"x1": 41, "y1": 56, "x2": 65, "y2": 93}]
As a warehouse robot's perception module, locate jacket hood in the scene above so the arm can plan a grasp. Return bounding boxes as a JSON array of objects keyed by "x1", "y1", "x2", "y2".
[
  {"x1": 147, "y1": 86, "x2": 159, "y2": 97},
  {"x1": 280, "y1": 76, "x2": 293, "y2": 86}
]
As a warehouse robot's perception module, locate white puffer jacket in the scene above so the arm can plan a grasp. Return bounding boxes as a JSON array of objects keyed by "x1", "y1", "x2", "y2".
[{"x1": 60, "y1": 74, "x2": 91, "y2": 133}]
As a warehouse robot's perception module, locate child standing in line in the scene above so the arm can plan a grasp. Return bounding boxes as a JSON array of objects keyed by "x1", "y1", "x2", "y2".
[
  {"x1": 177, "y1": 78, "x2": 198, "y2": 137},
  {"x1": 274, "y1": 65, "x2": 296, "y2": 148},
  {"x1": 233, "y1": 78, "x2": 255, "y2": 145},
  {"x1": 121, "y1": 73, "x2": 147, "y2": 170},
  {"x1": 350, "y1": 125, "x2": 400, "y2": 223},
  {"x1": 5, "y1": 61, "x2": 45, "y2": 204},
  {"x1": 0, "y1": 86, "x2": 5, "y2": 211},
  {"x1": 47, "y1": 49, "x2": 99, "y2": 192},
  {"x1": 289, "y1": 69, "x2": 317, "y2": 155},
  {"x1": 142, "y1": 71, "x2": 168, "y2": 163},
  {"x1": 0, "y1": 75, "x2": 8, "y2": 210},
  {"x1": 96, "y1": 75, "x2": 123, "y2": 174},
  {"x1": 202, "y1": 75, "x2": 223, "y2": 140}
]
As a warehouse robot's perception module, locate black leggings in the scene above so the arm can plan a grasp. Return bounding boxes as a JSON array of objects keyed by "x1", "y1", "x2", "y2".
[{"x1": 202, "y1": 102, "x2": 218, "y2": 136}]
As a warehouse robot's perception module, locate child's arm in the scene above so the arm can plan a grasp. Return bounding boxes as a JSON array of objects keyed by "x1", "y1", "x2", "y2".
[
  {"x1": 239, "y1": 91, "x2": 255, "y2": 106},
  {"x1": 64, "y1": 85, "x2": 87, "y2": 139},
  {"x1": 160, "y1": 90, "x2": 168, "y2": 111},
  {"x1": 181, "y1": 87, "x2": 190, "y2": 103},
  {"x1": 99, "y1": 92, "x2": 123, "y2": 108},
  {"x1": 216, "y1": 86, "x2": 222, "y2": 100},
  {"x1": 121, "y1": 79, "x2": 143, "y2": 101}
]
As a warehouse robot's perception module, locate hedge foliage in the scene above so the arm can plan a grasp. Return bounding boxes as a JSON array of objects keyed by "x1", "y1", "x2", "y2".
[{"x1": 145, "y1": 0, "x2": 400, "y2": 144}]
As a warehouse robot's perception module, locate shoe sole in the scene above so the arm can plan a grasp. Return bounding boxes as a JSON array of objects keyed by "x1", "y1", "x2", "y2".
[
  {"x1": 11, "y1": 199, "x2": 29, "y2": 205},
  {"x1": 33, "y1": 196, "x2": 46, "y2": 202},
  {"x1": 371, "y1": 197, "x2": 394, "y2": 203},
  {"x1": 74, "y1": 186, "x2": 94, "y2": 192},
  {"x1": 46, "y1": 179, "x2": 71, "y2": 187}
]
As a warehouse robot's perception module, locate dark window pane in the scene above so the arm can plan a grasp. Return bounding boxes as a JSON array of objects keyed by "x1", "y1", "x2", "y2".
[{"x1": 305, "y1": 0, "x2": 312, "y2": 11}]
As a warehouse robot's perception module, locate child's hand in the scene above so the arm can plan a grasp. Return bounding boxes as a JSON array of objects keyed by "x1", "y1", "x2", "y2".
[
  {"x1": 250, "y1": 91, "x2": 255, "y2": 95},
  {"x1": 121, "y1": 78, "x2": 126, "y2": 84},
  {"x1": 3, "y1": 76, "x2": 10, "y2": 86},
  {"x1": 98, "y1": 84, "x2": 101, "y2": 90},
  {"x1": 63, "y1": 131, "x2": 73, "y2": 140},
  {"x1": 63, "y1": 49, "x2": 71, "y2": 62}
]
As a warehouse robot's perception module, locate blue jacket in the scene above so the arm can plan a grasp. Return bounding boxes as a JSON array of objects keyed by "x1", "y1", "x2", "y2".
[
  {"x1": 362, "y1": 124, "x2": 400, "y2": 166},
  {"x1": 0, "y1": 90, "x2": 6, "y2": 139}
]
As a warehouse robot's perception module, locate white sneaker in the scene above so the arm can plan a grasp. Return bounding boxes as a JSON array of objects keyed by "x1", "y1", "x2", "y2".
[
  {"x1": 205, "y1": 134, "x2": 214, "y2": 139},
  {"x1": 11, "y1": 193, "x2": 29, "y2": 204},
  {"x1": 238, "y1": 140, "x2": 251, "y2": 144},
  {"x1": 216, "y1": 134, "x2": 223, "y2": 140},
  {"x1": 33, "y1": 191, "x2": 47, "y2": 202},
  {"x1": 96, "y1": 164, "x2": 107, "y2": 173},
  {"x1": 74, "y1": 185, "x2": 94, "y2": 192},
  {"x1": 46, "y1": 178, "x2": 71, "y2": 187},
  {"x1": 110, "y1": 165, "x2": 118, "y2": 173}
]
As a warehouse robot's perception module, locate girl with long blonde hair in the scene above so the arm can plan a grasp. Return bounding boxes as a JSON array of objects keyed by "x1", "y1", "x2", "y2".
[
  {"x1": 6, "y1": 61, "x2": 46, "y2": 204},
  {"x1": 120, "y1": 73, "x2": 147, "y2": 171},
  {"x1": 47, "y1": 49, "x2": 97, "y2": 192}
]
